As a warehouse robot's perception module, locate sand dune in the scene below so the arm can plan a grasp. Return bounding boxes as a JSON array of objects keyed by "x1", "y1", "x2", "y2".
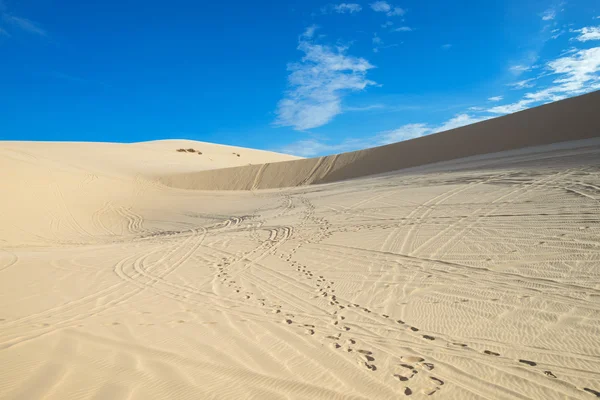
[
  {"x1": 159, "y1": 90, "x2": 600, "y2": 190},
  {"x1": 2, "y1": 93, "x2": 600, "y2": 399}
]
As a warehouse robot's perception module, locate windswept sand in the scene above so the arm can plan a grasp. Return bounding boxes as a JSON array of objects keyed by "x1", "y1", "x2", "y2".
[{"x1": 2, "y1": 95, "x2": 600, "y2": 399}]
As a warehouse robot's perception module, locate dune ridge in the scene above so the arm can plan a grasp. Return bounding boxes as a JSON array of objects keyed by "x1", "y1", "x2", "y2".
[{"x1": 159, "y1": 90, "x2": 600, "y2": 191}]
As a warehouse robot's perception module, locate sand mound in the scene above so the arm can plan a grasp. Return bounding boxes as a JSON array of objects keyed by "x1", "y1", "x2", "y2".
[
  {"x1": 159, "y1": 90, "x2": 600, "y2": 190},
  {"x1": 0, "y1": 140, "x2": 297, "y2": 245},
  {"x1": 2, "y1": 94, "x2": 600, "y2": 399}
]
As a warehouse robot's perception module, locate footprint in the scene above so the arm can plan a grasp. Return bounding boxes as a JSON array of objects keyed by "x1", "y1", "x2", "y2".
[
  {"x1": 584, "y1": 388, "x2": 600, "y2": 397},
  {"x1": 397, "y1": 320, "x2": 405, "y2": 324},
  {"x1": 284, "y1": 319, "x2": 293, "y2": 324},
  {"x1": 544, "y1": 370, "x2": 557, "y2": 378},
  {"x1": 410, "y1": 327, "x2": 419, "y2": 332},
  {"x1": 404, "y1": 387, "x2": 412, "y2": 396},
  {"x1": 421, "y1": 363, "x2": 434, "y2": 371},
  {"x1": 452, "y1": 342, "x2": 468, "y2": 347},
  {"x1": 358, "y1": 350, "x2": 373, "y2": 355},
  {"x1": 519, "y1": 359, "x2": 537, "y2": 366},
  {"x1": 430, "y1": 377, "x2": 444, "y2": 386},
  {"x1": 422, "y1": 335, "x2": 435, "y2": 341},
  {"x1": 362, "y1": 362, "x2": 377, "y2": 371},
  {"x1": 484, "y1": 350, "x2": 500, "y2": 356},
  {"x1": 401, "y1": 356, "x2": 425, "y2": 363},
  {"x1": 306, "y1": 329, "x2": 315, "y2": 335},
  {"x1": 399, "y1": 364, "x2": 414, "y2": 370},
  {"x1": 394, "y1": 374, "x2": 409, "y2": 381}
]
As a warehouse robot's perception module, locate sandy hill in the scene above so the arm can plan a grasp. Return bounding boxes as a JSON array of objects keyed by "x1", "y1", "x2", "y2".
[
  {"x1": 159, "y1": 90, "x2": 600, "y2": 190},
  {"x1": 1, "y1": 92, "x2": 600, "y2": 400},
  {"x1": 0, "y1": 139, "x2": 298, "y2": 246}
]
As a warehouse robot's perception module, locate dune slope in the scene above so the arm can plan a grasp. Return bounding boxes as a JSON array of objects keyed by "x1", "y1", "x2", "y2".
[
  {"x1": 159, "y1": 90, "x2": 600, "y2": 190},
  {"x1": 1, "y1": 98, "x2": 600, "y2": 399}
]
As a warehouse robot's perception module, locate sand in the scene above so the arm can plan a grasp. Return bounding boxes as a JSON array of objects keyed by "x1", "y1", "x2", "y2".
[{"x1": 2, "y1": 94, "x2": 600, "y2": 399}]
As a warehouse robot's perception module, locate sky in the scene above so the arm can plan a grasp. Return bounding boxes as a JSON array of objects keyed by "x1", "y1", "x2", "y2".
[{"x1": 1, "y1": 0, "x2": 599, "y2": 156}]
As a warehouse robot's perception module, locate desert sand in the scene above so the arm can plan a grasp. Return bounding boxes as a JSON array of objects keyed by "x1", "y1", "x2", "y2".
[{"x1": 1, "y1": 92, "x2": 600, "y2": 399}]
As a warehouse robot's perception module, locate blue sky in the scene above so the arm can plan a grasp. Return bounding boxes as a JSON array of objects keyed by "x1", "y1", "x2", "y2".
[{"x1": 1, "y1": 0, "x2": 599, "y2": 156}]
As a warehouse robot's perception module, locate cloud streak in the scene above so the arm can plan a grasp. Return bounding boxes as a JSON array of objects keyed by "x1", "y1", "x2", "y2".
[
  {"x1": 275, "y1": 29, "x2": 376, "y2": 130},
  {"x1": 279, "y1": 113, "x2": 491, "y2": 157},
  {"x1": 489, "y1": 46, "x2": 600, "y2": 114},
  {"x1": 2, "y1": 14, "x2": 46, "y2": 36}
]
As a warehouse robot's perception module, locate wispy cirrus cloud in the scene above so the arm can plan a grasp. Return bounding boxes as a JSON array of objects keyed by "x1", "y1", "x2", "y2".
[
  {"x1": 541, "y1": 2, "x2": 565, "y2": 21},
  {"x1": 3, "y1": 15, "x2": 46, "y2": 36},
  {"x1": 488, "y1": 96, "x2": 503, "y2": 102},
  {"x1": 572, "y1": 26, "x2": 600, "y2": 42},
  {"x1": 370, "y1": 1, "x2": 405, "y2": 17},
  {"x1": 274, "y1": 26, "x2": 376, "y2": 130},
  {"x1": 489, "y1": 46, "x2": 600, "y2": 114},
  {"x1": 393, "y1": 26, "x2": 412, "y2": 32},
  {"x1": 279, "y1": 113, "x2": 491, "y2": 157},
  {"x1": 541, "y1": 9, "x2": 556, "y2": 21},
  {"x1": 0, "y1": 0, "x2": 47, "y2": 37},
  {"x1": 507, "y1": 78, "x2": 536, "y2": 90}
]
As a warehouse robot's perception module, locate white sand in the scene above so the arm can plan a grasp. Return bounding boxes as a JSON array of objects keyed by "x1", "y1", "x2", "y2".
[{"x1": 1, "y1": 96, "x2": 600, "y2": 399}]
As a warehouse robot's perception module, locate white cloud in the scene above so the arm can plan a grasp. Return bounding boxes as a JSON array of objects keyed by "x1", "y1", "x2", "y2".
[
  {"x1": 372, "y1": 35, "x2": 382, "y2": 44},
  {"x1": 489, "y1": 46, "x2": 600, "y2": 114},
  {"x1": 387, "y1": 7, "x2": 405, "y2": 16},
  {"x1": 370, "y1": 1, "x2": 405, "y2": 16},
  {"x1": 393, "y1": 26, "x2": 412, "y2": 32},
  {"x1": 572, "y1": 26, "x2": 600, "y2": 42},
  {"x1": 381, "y1": 21, "x2": 393, "y2": 28},
  {"x1": 275, "y1": 31, "x2": 376, "y2": 130},
  {"x1": 279, "y1": 139, "x2": 360, "y2": 157},
  {"x1": 509, "y1": 64, "x2": 532, "y2": 74},
  {"x1": 488, "y1": 96, "x2": 503, "y2": 102},
  {"x1": 333, "y1": 3, "x2": 362, "y2": 13},
  {"x1": 377, "y1": 124, "x2": 430, "y2": 145},
  {"x1": 542, "y1": 8, "x2": 556, "y2": 21},
  {"x1": 370, "y1": 1, "x2": 391, "y2": 12},
  {"x1": 441, "y1": 44, "x2": 452, "y2": 50},
  {"x1": 302, "y1": 25, "x2": 318, "y2": 38},
  {"x1": 433, "y1": 114, "x2": 491, "y2": 133},
  {"x1": 344, "y1": 104, "x2": 386, "y2": 111},
  {"x1": 279, "y1": 114, "x2": 491, "y2": 156},
  {"x1": 507, "y1": 78, "x2": 536, "y2": 89},
  {"x1": 487, "y1": 99, "x2": 532, "y2": 114},
  {"x1": 2, "y1": 15, "x2": 46, "y2": 36}
]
